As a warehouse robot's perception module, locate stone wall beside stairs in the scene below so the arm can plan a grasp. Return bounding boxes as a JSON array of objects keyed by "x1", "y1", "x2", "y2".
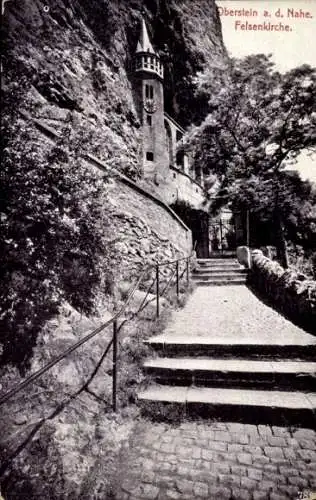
[{"x1": 250, "y1": 250, "x2": 316, "y2": 334}]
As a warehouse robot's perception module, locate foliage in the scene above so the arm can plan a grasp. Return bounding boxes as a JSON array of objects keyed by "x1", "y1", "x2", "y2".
[
  {"x1": 187, "y1": 55, "x2": 316, "y2": 265},
  {"x1": 0, "y1": 84, "x2": 111, "y2": 370}
]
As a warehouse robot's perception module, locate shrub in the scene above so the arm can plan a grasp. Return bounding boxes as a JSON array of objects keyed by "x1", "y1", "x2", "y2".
[{"x1": 0, "y1": 115, "x2": 110, "y2": 370}]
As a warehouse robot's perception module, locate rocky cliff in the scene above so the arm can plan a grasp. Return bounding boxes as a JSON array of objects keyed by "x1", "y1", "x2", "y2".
[
  {"x1": 3, "y1": 0, "x2": 226, "y2": 175},
  {"x1": 1, "y1": 1, "x2": 227, "y2": 498}
]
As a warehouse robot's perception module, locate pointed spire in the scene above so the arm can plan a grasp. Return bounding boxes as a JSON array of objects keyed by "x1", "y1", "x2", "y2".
[{"x1": 136, "y1": 17, "x2": 157, "y2": 55}]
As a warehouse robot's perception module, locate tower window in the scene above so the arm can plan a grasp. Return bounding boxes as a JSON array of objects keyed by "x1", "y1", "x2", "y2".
[
  {"x1": 145, "y1": 84, "x2": 154, "y2": 99},
  {"x1": 146, "y1": 115, "x2": 152, "y2": 126},
  {"x1": 146, "y1": 152, "x2": 154, "y2": 161}
]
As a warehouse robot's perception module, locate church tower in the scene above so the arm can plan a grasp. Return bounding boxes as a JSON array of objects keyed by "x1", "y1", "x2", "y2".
[{"x1": 134, "y1": 18, "x2": 169, "y2": 183}]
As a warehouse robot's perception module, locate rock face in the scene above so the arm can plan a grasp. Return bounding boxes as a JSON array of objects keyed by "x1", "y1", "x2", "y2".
[
  {"x1": 3, "y1": 0, "x2": 226, "y2": 176},
  {"x1": 1, "y1": 1, "x2": 227, "y2": 498}
]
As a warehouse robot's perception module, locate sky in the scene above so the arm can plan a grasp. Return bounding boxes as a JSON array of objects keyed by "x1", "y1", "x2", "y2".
[{"x1": 216, "y1": 0, "x2": 316, "y2": 182}]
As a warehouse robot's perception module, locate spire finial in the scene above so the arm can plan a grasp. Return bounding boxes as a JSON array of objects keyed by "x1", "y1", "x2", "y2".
[{"x1": 136, "y1": 16, "x2": 157, "y2": 55}]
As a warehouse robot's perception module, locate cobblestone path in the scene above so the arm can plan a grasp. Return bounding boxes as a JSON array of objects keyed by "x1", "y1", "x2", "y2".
[{"x1": 119, "y1": 420, "x2": 316, "y2": 500}]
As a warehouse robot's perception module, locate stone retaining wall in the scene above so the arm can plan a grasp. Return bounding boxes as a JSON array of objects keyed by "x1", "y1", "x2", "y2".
[
  {"x1": 105, "y1": 177, "x2": 192, "y2": 285},
  {"x1": 250, "y1": 250, "x2": 316, "y2": 334}
]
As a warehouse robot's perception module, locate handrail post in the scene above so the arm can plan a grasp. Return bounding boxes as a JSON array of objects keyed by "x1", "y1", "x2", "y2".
[
  {"x1": 186, "y1": 257, "x2": 190, "y2": 286},
  {"x1": 176, "y1": 260, "x2": 180, "y2": 300},
  {"x1": 156, "y1": 264, "x2": 160, "y2": 318},
  {"x1": 112, "y1": 318, "x2": 118, "y2": 412}
]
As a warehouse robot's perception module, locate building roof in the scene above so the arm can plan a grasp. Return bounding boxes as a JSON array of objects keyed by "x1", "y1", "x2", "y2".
[{"x1": 136, "y1": 18, "x2": 157, "y2": 55}]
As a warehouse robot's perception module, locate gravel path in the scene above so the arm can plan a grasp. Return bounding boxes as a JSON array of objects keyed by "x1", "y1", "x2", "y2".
[{"x1": 150, "y1": 286, "x2": 316, "y2": 345}]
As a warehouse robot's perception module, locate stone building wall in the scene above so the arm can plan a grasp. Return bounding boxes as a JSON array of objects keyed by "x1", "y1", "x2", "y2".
[{"x1": 165, "y1": 166, "x2": 206, "y2": 208}]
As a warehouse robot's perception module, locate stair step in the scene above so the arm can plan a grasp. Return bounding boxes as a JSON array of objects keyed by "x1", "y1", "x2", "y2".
[
  {"x1": 144, "y1": 337, "x2": 316, "y2": 360},
  {"x1": 193, "y1": 279, "x2": 247, "y2": 286},
  {"x1": 144, "y1": 358, "x2": 316, "y2": 390},
  {"x1": 192, "y1": 272, "x2": 247, "y2": 279},
  {"x1": 194, "y1": 268, "x2": 246, "y2": 274},
  {"x1": 138, "y1": 385, "x2": 316, "y2": 426},
  {"x1": 197, "y1": 259, "x2": 238, "y2": 266}
]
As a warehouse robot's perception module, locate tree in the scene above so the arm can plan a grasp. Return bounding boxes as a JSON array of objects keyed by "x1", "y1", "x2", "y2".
[
  {"x1": 186, "y1": 55, "x2": 316, "y2": 267},
  {"x1": 0, "y1": 80, "x2": 111, "y2": 370}
]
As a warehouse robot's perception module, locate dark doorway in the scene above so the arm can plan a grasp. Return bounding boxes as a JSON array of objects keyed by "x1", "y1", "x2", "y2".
[{"x1": 170, "y1": 201, "x2": 209, "y2": 258}]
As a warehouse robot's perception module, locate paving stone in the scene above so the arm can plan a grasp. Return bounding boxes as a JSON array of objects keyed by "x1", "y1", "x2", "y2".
[
  {"x1": 249, "y1": 435, "x2": 267, "y2": 446},
  {"x1": 164, "y1": 490, "x2": 182, "y2": 500},
  {"x1": 237, "y1": 453, "x2": 253, "y2": 465},
  {"x1": 288, "y1": 476, "x2": 309, "y2": 488},
  {"x1": 228, "y1": 443, "x2": 244, "y2": 453},
  {"x1": 258, "y1": 425, "x2": 273, "y2": 438},
  {"x1": 209, "y1": 440, "x2": 228, "y2": 452},
  {"x1": 264, "y1": 464, "x2": 278, "y2": 473},
  {"x1": 297, "y1": 449, "x2": 316, "y2": 461},
  {"x1": 300, "y1": 468, "x2": 316, "y2": 480},
  {"x1": 132, "y1": 484, "x2": 160, "y2": 499},
  {"x1": 213, "y1": 462, "x2": 231, "y2": 474},
  {"x1": 244, "y1": 445, "x2": 263, "y2": 456},
  {"x1": 231, "y1": 465, "x2": 247, "y2": 475},
  {"x1": 264, "y1": 447, "x2": 284, "y2": 459},
  {"x1": 231, "y1": 487, "x2": 252, "y2": 500},
  {"x1": 262, "y1": 472, "x2": 286, "y2": 484},
  {"x1": 226, "y1": 423, "x2": 247, "y2": 433},
  {"x1": 208, "y1": 485, "x2": 231, "y2": 499},
  {"x1": 258, "y1": 480, "x2": 276, "y2": 491},
  {"x1": 232, "y1": 433, "x2": 250, "y2": 445},
  {"x1": 161, "y1": 442, "x2": 176, "y2": 453},
  {"x1": 248, "y1": 468, "x2": 263, "y2": 481},
  {"x1": 267, "y1": 436, "x2": 287, "y2": 447},
  {"x1": 212, "y1": 423, "x2": 228, "y2": 431},
  {"x1": 218, "y1": 474, "x2": 241, "y2": 487},
  {"x1": 279, "y1": 466, "x2": 299, "y2": 476},
  {"x1": 141, "y1": 471, "x2": 156, "y2": 483},
  {"x1": 286, "y1": 437, "x2": 300, "y2": 447},
  {"x1": 253, "y1": 491, "x2": 269, "y2": 500},
  {"x1": 175, "y1": 445, "x2": 194, "y2": 459},
  {"x1": 300, "y1": 439, "x2": 316, "y2": 450},
  {"x1": 269, "y1": 493, "x2": 288, "y2": 500},
  {"x1": 224, "y1": 452, "x2": 238, "y2": 463},
  {"x1": 241, "y1": 477, "x2": 258, "y2": 490},
  {"x1": 175, "y1": 478, "x2": 194, "y2": 495},
  {"x1": 214, "y1": 430, "x2": 232, "y2": 443},
  {"x1": 244, "y1": 425, "x2": 259, "y2": 435},
  {"x1": 191, "y1": 447, "x2": 202, "y2": 459},
  {"x1": 293, "y1": 429, "x2": 315, "y2": 439},
  {"x1": 253, "y1": 455, "x2": 270, "y2": 466},
  {"x1": 176, "y1": 465, "x2": 191, "y2": 477},
  {"x1": 201, "y1": 449, "x2": 215, "y2": 461},
  {"x1": 283, "y1": 447, "x2": 297, "y2": 460},
  {"x1": 270, "y1": 459, "x2": 289, "y2": 467},
  {"x1": 193, "y1": 482, "x2": 209, "y2": 497},
  {"x1": 278, "y1": 485, "x2": 300, "y2": 496},
  {"x1": 272, "y1": 427, "x2": 291, "y2": 438}
]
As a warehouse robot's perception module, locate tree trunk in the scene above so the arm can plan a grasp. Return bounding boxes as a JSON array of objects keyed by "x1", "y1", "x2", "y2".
[{"x1": 275, "y1": 213, "x2": 289, "y2": 269}]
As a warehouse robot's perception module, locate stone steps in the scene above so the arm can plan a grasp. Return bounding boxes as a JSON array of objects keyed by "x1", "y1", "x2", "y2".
[
  {"x1": 193, "y1": 269, "x2": 248, "y2": 275},
  {"x1": 193, "y1": 258, "x2": 248, "y2": 286},
  {"x1": 138, "y1": 265, "x2": 316, "y2": 426},
  {"x1": 193, "y1": 278, "x2": 247, "y2": 286},
  {"x1": 144, "y1": 337, "x2": 316, "y2": 359},
  {"x1": 138, "y1": 385, "x2": 316, "y2": 427},
  {"x1": 144, "y1": 357, "x2": 316, "y2": 391}
]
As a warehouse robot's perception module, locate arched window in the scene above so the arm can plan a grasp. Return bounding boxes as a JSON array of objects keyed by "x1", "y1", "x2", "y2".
[{"x1": 164, "y1": 120, "x2": 173, "y2": 166}]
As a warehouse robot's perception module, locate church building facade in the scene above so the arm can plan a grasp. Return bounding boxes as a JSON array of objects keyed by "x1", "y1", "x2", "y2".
[{"x1": 133, "y1": 18, "x2": 206, "y2": 210}]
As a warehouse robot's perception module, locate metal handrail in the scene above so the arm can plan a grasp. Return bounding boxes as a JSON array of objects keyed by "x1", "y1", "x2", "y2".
[
  {"x1": 0, "y1": 270, "x2": 146, "y2": 406},
  {"x1": 0, "y1": 248, "x2": 195, "y2": 409}
]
